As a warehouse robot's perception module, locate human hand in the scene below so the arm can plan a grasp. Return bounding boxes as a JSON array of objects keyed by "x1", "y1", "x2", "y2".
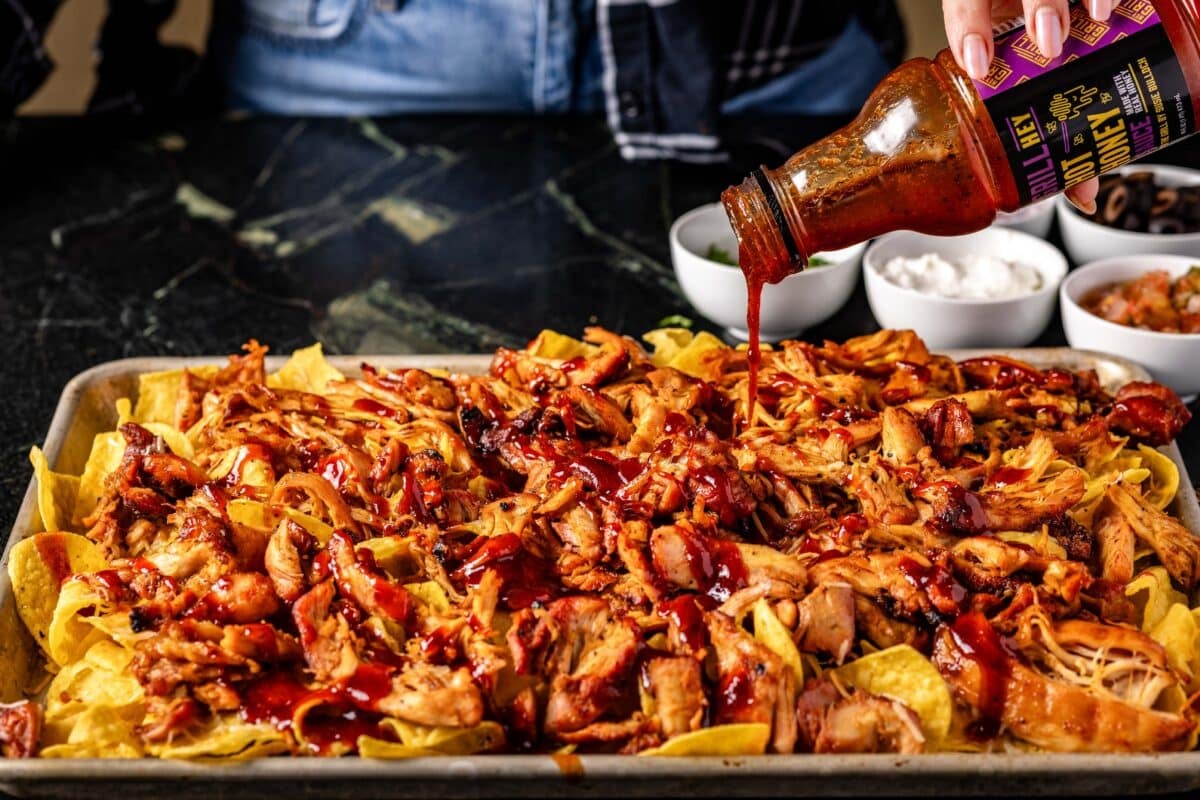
[{"x1": 941, "y1": 0, "x2": 1112, "y2": 213}]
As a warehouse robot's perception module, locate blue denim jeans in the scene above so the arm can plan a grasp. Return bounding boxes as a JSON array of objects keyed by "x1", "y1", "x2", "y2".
[{"x1": 216, "y1": 0, "x2": 889, "y2": 116}]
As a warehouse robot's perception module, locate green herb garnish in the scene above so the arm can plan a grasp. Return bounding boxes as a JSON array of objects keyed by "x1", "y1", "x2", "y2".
[
  {"x1": 704, "y1": 244, "x2": 738, "y2": 266},
  {"x1": 704, "y1": 243, "x2": 831, "y2": 268},
  {"x1": 657, "y1": 314, "x2": 694, "y2": 329}
]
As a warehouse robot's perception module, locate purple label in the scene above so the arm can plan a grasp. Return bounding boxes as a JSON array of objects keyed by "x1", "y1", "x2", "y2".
[
  {"x1": 976, "y1": 3, "x2": 1161, "y2": 100},
  {"x1": 974, "y1": 0, "x2": 1195, "y2": 203}
]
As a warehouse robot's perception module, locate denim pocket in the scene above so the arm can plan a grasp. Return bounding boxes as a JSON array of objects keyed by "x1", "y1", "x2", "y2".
[{"x1": 242, "y1": 0, "x2": 362, "y2": 45}]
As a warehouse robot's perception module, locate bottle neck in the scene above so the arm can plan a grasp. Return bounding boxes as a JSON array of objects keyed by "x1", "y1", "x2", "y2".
[{"x1": 721, "y1": 176, "x2": 805, "y2": 286}]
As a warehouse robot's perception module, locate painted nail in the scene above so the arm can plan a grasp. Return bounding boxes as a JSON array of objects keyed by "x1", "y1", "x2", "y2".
[
  {"x1": 1035, "y1": 6, "x2": 1064, "y2": 59},
  {"x1": 1068, "y1": 193, "x2": 1098, "y2": 215},
  {"x1": 962, "y1": 33, "x2": 990, "y2": 80},
  {"x1": 1089, "y1": 0, "x2": 1113, "y2": 21}
]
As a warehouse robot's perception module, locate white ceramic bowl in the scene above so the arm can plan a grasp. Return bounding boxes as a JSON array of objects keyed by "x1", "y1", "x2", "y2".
[
  {"x1": 1056, "y1": 164, "x2": 1200, "y2": 264},
  {"x1": 670, "y1": 203, "x2": 865, "y2": 341},
  {"x1": 863, "y1": 228, "x2": 1068, "y2": 349},
  {"x1": 1060, "y1": 254, "x2": 1200, "y2": 399},
  {"x1": 994, "y1": 197, "x2": 1055, "y2": 239}
]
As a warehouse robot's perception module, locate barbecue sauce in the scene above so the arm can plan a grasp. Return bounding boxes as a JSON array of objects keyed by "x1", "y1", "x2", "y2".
[{"x1": 724, "y1": 1, "x2": 1200, "y2": 409}]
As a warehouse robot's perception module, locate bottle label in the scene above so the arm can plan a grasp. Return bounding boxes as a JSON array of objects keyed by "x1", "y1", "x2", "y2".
[{"x1": 974, "y1": 1, "x2": 1195, "y2": 202}]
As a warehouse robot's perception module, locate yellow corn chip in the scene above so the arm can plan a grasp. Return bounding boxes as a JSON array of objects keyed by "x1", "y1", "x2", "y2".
[
  {"x1": 379, "y1": 719, "x2": 505, "y2": 754},
  {"x1": 142, "y1": 422, "x2": 196, "y2": 461},
  {"x1": 227, "y1": 498, "x2": 333, "y2": 544},
  {"x1": 356, "y1": 737, "x2": 440, "y2": 759},
  {"x1": 132, "y1": 366, "x2": 217, "y2": 427},
  {"x1": 29, "y1": 447, "x2": 80, "y2": 534},
  {"x1": 267, "y1": 343, "x2": 345, "y2": 393},
  {"x1": 147, "y1": 717, "x2": 289, "y2": 760},
  {"x1": 47, "y1": 577, "x2": 113, "y2": 666},
  {"x1": 46, "y1": 641, "x2": 143, "y2": 723},
  {"x1": 207, "y1": 445, "x2": 273, "y2": 491},
  {"x1": 831, "y1": 644, "x2": 952, "y2": 747},
  {"x1": 1137, "y1": 445, "x2": 1180, "y2": 510},
  {"x1": 406, "y1": 581, "x2": 452, "y2": 614},
  {"x1": 996, "y1": 530, "x2": 1068, "y2": 560},
  {"x1": 665, "y1": 331, "x2": 727, "y2": 380},
  {"x1": 1148, "y1": 603, "x2": 1198, "y2": 679},
  {"x1": 642, "y1": 328, "x2": 695, "y2": 367},
  {"x1": 7, "y1": 532, "x2": 106, "y2": 658},
  {"x1": 752, "y1": 598, "x2": 804, "y2": 685},
  {"x1": 357, "y1": 536, "x2": 420, "y2": 579},
  {"x1": 527, "y1": 330, "x2": 596, "y2": 361},
  {"x1": 40, "y1": 705, "x2": 144, "y2": 758},
  {"x1": 1126, "y1": 567, "x2": 1187, "y2": 633},
  {"x1": 637, "y1": 723, "x2": 770, "y2": 756},
  {"x1": 72, "y1": 431, "x2": 125, "y2": 526},
  {"x1": 115, "y1": 397, "x2": 133, "y2": 427}
]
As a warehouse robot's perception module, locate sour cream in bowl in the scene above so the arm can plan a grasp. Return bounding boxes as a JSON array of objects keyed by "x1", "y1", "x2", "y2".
[
  {"x1": 864, "y1": 228, "x2": 1068, "y2": 349},
  {"x1": 876, "y1": 252, "x2": 1045, "y2": 300}
]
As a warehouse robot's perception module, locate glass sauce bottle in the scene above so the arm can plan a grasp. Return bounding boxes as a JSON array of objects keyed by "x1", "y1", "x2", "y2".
[{"x1": 723, "y1": 0, "x2": 1200, "y2": 410}]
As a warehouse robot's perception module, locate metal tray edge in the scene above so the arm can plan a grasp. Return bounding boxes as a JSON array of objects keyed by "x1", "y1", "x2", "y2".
[{"x1": 2, "y1": 348, "x2": 1199, "y2": 796}]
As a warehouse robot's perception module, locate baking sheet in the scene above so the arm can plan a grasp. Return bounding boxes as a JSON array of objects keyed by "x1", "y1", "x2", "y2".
[{"x1": 3, "y1": 348, "x2": 1200, "y2": 798}]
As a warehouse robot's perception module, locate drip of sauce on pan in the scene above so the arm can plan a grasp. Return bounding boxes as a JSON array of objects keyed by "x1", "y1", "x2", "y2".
[{"x1": 551, "y1": 753, "x2": 586, "y2": 783}]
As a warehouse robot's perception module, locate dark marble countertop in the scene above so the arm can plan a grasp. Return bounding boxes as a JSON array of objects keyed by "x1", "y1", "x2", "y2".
[
  {"x1": 2, "y1": 110, "x2": 1200, "y2": 796},
  {"x1": 2, "y1": 114, "x2": 1199, "y2": 532}
]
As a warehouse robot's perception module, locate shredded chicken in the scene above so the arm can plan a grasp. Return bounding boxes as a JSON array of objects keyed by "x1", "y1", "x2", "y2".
[{"x1": 19, "y1": 328, "x2": 1197, "y2": 758}]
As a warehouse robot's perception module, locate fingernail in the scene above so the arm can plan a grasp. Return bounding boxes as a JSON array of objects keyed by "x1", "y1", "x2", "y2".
[
  {"x1": 962, "y1": 33, "x2": 990, "y2": 80},
  {"x1": 1035, "y1": 6, "x2": 1064, "y2": 59},
  {"x1": 1072, "y1": 196, "x2": 1098, "y2": 215},
  {"x1": 1089, "y1": 0, "x2": 1112, "y2": 21}
]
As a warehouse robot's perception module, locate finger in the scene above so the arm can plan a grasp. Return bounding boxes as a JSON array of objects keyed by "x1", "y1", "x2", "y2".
[
  {"x1": 1086, "y1": 0, "x2": 1113, "y2": 21},
  {"x1": 1022, "y1": 0, "x2": 1070, "y2": 60},
  {"x1": 1065, "y1": 178, "x2": 1100, "y2": 215},
  {"x1": 942, "y1": 0, "x2": 994, "y2": 80}
]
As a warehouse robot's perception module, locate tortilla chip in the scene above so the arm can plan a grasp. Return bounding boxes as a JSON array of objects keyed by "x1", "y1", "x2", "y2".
[
  {"x1": 115, "y1": 397, "x2": 133, "y2": 427},
  {"x1": 637, "y1": 723, "x2": 770, "y2": 756},
  {"x1": 663, "y1": 331, "x2": 727, "y2": 380},
  {"x1": 357, "y1": 535, "x2": 421, "y2": 580},
  {"x1": 29, "y1": 447, "x2": 80, "y2": 534},
  {"x1": 527, "y1": 330, "x2": 596, "y2": 361},
  {"x1": 406, "y1": 581, "x2": 452, "y2": 614},
  {"x1": 147, "y1": 717, "x2": 289, "y2": 760},
  {"x1": 1126, "y1": 567, "x2": 1186, "y2": 633},
  {"x1": 132, "y1": 366, "x2": 217, "y2": 427},
  {"x1": 267, "y1": 343, "x2": 345, "y2": 394},
  {"x1": 142, "y1": 422, "x2": 195, "y2": 461},
  {"x1": 1137, "y1": 445, "x2": 1179, "y2": 510},
  {"x1": 996, "y1": 530, "x2": 1068, "y2": 560},
  {"x1": 227, "y1": 498, "x2": 333, "y2": 544},
  {"x1": 831, "y1": 644, "x2": 952, "y2": 747},
  {"x1": 642, "y1": 328, "x2": 695, "y2": 367},
  {"x1": 207, "y1": 445, "x2": 273, "y2": 492},
  {"x1": 47, "y1": 577, "x2": 113, "y2": 666},
  {"x1": 40, "y1": 706, "x2": 144, "y2": 758},
  {"x1": 51, "y1": 640, "x2": 142, "y2": 713},
  {"x1": 752, "y1": 598, "x2": 804, "y2": 685},
  {"x1": 1148, "y1": 603, "x2": 1198, "y2": 679},
  {"x1": 72, "y1": 431, "x2": 125, "y2": 527},
  {"x1": 379, "y1": 719, "x2": 505, "y2": 754},
  {"x1": 7, "y1": 532, "x2": 107, "y2": 659},
  {"x1": 356, "y1": 738, "x2": 440, "y2": 759}
]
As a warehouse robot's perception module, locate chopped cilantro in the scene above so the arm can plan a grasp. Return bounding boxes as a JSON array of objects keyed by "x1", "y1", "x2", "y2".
[
  {"x1": 657, "y1": 314, "x2": 694, "y2": 329},
  {"x1": 704, "y1": 243, "x2": 738, "y2": 266}
]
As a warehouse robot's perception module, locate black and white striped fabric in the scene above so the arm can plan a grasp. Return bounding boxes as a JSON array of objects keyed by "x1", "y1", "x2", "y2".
[{"x1": 596, "y1": 0, "x2": 904, "y2": 162}]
